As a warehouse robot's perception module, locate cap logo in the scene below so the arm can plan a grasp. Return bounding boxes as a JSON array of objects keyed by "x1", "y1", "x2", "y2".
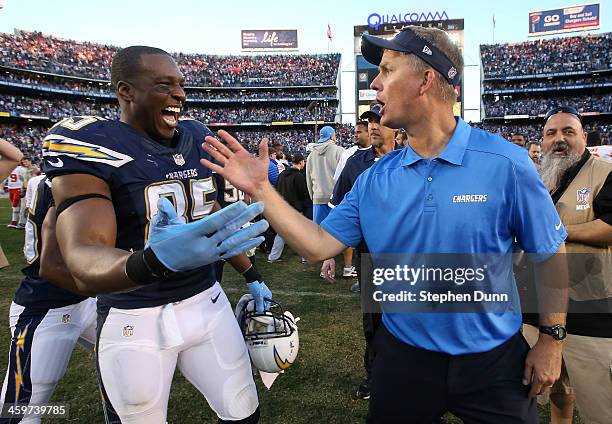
[
  {"x1": 422, "y1": 45, "x2": 433, "y2": 56},
  {"x1": 448, "y1": 66, "x2": 457, "y2": 80}
]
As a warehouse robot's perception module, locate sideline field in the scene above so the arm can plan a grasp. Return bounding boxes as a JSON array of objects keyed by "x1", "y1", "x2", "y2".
[{"x1": 0, "y1": 199, "x2": 570, "y2": 423}]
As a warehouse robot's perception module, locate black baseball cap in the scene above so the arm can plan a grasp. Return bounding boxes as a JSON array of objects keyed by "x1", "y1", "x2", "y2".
[
  {"x1": 361, "y1": 27, "x2": 461, "y2": 86},
  {"x1": 360, "y1": 103, "x2": 382, "y2": 121}
]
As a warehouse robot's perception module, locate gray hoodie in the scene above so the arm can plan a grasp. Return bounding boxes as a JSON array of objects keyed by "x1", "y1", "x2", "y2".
[{"x1": 305, "y1": 140, "x2": 344, "y2": 204}]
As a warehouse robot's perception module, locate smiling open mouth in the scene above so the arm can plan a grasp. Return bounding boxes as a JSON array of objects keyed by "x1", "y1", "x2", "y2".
[{"x1": 161, "y1": 105, "x2": 181, "y2": 127}]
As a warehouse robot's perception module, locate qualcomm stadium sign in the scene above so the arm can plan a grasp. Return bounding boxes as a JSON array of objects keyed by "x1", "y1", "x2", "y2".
[{"x1": 367, "y1": 11, "x2": 449, "y2": 30}]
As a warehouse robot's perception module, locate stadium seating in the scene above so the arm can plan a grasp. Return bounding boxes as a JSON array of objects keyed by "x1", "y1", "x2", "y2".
[
  {"x1": 0, "y1": 94, "x2": 338, "y2": 123},
  {"x1": 473, "y1": 121, "x2": 610, "y2": 146},
  {"x1": 480, "y1": 33, "x2": 611, "y2": 78},
  {"x1": 1, "y1": 29, "x2": 610, "y2": 162},
  {"x1": 480, "y1": 32, "x2": 611, "y2": 144},
  {"x1": 0, "y1": 30, "x2": 340, "y2": 86},
  {"x1": 0, "y1": 30, "x2": 346, "y2": 161}
]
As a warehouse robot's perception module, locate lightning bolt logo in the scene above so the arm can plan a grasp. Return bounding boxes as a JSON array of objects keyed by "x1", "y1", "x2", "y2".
[
  {"x1": 273, "y1": 346, "x2": 293, "y2": 370},
  {"x1": 42, "y1": 134, "x2": 133, "y2": 168},
  {"x1": 14, "y1": 323, "x2": 30, "y2": 401}
]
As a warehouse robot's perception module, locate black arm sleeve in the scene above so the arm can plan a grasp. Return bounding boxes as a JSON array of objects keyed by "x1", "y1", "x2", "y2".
[{"x1": 593, "y1": 170, "x2": 612, "y2": 225}]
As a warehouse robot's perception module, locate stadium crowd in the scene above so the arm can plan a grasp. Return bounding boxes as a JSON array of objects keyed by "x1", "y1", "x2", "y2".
[
  {"x1": 483, "y1": 93, "x2": 612, "y2": 117},
  {"x1": 0, "y1": 124, "x2": 45, "y2": 163},
  {"x1": 475, "y1": 121, "x2": 611, "y2": 144},
  {"x1": 0, "y1": 95, "x2": 117, "y2": 120},
  {"x1": 0, "y1": 30, "x2": 340, "y2": 86},
  {"x1": 482, "y1": 75, "x2": 612, "y2": 93},
  {"x1": 0, "y1": 95, "x2": 337, "y2": 123},
  {"x1": 480, "y1": 32, "x2": 612, "y2": 78},
  {"x1": 0, "y1": 72, "x2": 338, "y2": 101},
  {"x1": 232, "y1": 126, "x2": 354, "y2": 154},
  {"x1": 0, "y1": 123, "x2": 357, "y2": 164}
]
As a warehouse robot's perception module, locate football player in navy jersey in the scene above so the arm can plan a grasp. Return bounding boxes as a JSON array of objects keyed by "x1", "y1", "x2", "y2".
[
  {"x1": 0, "y1": 176, "x2": 98, "y2": 424},
  {"x1": 41, "y1": 46, "x2": 269, "y2": 424}
]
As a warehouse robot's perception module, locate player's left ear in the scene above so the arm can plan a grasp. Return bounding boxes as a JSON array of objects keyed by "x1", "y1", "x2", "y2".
[{"x1": 117, "y1": 80, "x2": 134, "y2": 102}]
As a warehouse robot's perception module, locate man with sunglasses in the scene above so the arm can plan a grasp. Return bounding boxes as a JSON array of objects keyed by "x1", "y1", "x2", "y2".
[
  {"x1": 202, "y1": 26, "x2": 568, "y2": 423},
  {"x1": 523, "y1": 106, "x2": 612, "y2": 424}
]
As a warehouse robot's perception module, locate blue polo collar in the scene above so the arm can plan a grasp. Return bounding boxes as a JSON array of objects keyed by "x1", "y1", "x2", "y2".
[{"x1": 401, "y1": 118, "x2": 470, "y2": 166}]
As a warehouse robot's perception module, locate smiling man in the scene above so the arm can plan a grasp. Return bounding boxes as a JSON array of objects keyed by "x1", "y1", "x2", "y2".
[
  {"x1": 201, "y1": 27, "x2": 569, "y2": 424},
  {"x1": 524, "y1": 106, "x2": 612, "y2": 424},
  {"x1": 40, "y1": 46, "x2": 269, "y2": 424}
]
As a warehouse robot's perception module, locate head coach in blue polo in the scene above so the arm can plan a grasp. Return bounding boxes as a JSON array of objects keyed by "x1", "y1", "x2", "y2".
[{"x1": 201, "y1": 26, "x2": 569, "y2": 424}]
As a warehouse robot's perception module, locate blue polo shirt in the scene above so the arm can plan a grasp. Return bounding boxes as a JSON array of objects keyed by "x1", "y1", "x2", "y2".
[{"x1": 321, "y1": 118, "x2": 566, "y2": 354}]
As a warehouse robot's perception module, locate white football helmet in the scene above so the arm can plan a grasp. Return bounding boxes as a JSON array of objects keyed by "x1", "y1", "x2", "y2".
[{"x1": 235, "y1": 295, "x2": 299, "y2": 373}]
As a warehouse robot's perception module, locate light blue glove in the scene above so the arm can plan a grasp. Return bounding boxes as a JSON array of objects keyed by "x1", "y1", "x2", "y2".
[
  {"x1": 146, "y1": 197, "x2": 268, "y2": 272},
  {"x1": 246, "y1": 280, "x2": 272, "y2": 313}
]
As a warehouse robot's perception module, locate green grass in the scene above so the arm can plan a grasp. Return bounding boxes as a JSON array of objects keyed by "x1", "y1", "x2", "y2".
[{"x1": 0, "y1": 198, "x2": 578, "y2": 423}]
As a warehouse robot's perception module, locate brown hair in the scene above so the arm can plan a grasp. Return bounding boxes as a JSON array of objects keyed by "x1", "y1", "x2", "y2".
[{"x1": 403, "y1": 27, "x2": 463, "y2": 103}]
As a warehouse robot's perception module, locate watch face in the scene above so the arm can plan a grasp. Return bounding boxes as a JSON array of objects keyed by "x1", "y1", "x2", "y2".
[{"x1": 553, "y1": 325, "x2": 567, "y2": 340}]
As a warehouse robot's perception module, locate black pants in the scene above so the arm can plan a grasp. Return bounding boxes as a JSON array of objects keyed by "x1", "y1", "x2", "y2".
[
  {"x1": 356, "y1": 248, "x2": 381, "y2": 380},
  {"x1": 366, "y1": 327, "x2": 537, "y2": 424}
]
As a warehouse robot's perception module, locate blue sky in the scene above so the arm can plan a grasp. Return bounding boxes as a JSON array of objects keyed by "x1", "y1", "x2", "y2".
[{"x1": 0, "y1": 0, "x2": 610, "y2": 123}]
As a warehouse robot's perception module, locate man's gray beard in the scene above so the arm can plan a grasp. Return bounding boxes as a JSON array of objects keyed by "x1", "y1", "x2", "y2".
[{"x1": 540, "y1": 151, "x2": 582, "y2": 192}]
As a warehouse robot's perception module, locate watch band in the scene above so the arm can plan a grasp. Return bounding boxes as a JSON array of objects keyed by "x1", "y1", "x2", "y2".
[{"x1": 539, "y1": 325, "x2": 567, "y2": 340}]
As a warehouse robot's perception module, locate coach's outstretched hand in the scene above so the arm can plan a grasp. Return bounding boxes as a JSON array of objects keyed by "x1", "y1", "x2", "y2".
[
  {"x1": 201, "y1": 130, "x2": 270, "y2": 198},
  {"x1": 147, "y1": 197, "x2": 268, "y2": 272}
]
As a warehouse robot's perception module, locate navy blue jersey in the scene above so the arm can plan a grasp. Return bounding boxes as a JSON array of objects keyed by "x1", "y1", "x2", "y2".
[
  {"x1": 330, "y1": 147, "x2": 377, "y2": 207},
  {"x1": 213, "y1": 173, "x2": 245, "y2": 209},
  {"x1": 330, "y1": 145, "x2": 402, "y2": 207},
  {"x1": 15, "y1": 176, "x2": 88, "y2": 309},
  {"x1": 42, "y1": 116, "x2": 218, "y2": 309}
]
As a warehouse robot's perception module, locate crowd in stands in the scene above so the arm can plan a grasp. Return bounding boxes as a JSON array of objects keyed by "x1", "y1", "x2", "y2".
[
  {"x1": 0, "y1": 123, "x2": 357, "y2": 164},
  {"x1": 1, "y1": 119, "x2": 609, "y2": 166},
  {"x1": 231, "y1": 126, "x2": 354, "y2": 155},
  {"x1": 482, "y1": 75, "x2": 612, "y2": 93},
  {"x1": 0, "y1": 30, "x2": 340, "y2": 87},
  {"x1": 0, "y1": 72, "x2": 338, "y2": 101},
  {"x1": 0, "y1": 72, "x2": 112, "y2": 95},
  {"x1": 0, "y1": 95, "x2": 337, "y2": 123},
  {"x1": 483, "y1": 93, "x2": 612, "y2": 117},
  {"x1": 474, "y1": 121, "x2": 611, "y2": 145},
  {"x1": 0, "y1": 124, "x2": 46, "y2": 162},
  {"x1": 480, "y1": 32, "x2": 611, "y2": 78},
  {"x1": 0, "y1": 95, "x2": 117, "y2": 120},
  {"x1": 183, "y1": 105, "x2": 336, "y2": 123},
  {"x1": 187, "y1": 89, "x2": 337, "y2": 102}
]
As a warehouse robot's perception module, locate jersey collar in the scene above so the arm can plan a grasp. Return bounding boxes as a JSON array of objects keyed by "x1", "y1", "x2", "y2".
[{"x1": 401, "y1": 118, "x2": 470, "y2": 166}]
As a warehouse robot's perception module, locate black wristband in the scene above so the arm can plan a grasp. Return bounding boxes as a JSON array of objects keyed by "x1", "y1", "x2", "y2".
[
  {"x1": 125, "y1": 248, "x2": 176, "y2": 285},
  {"x1": 125, "y1": 250, "x2": 156, "y2": 285},
  {"x1": 142, "y1": 247, "x2": 176, "y2": 279},
  {"x1": 242, "y1": 264, "x2": 263, "y2": 283}
]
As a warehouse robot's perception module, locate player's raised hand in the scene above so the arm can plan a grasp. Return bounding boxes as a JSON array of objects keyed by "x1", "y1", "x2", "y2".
[
  {"x1": 146, "y1": 198, "x2": 269, "y2": 272},
  {"x1": 201, "y1": 130, "x2": 270, "y2": 198}
]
